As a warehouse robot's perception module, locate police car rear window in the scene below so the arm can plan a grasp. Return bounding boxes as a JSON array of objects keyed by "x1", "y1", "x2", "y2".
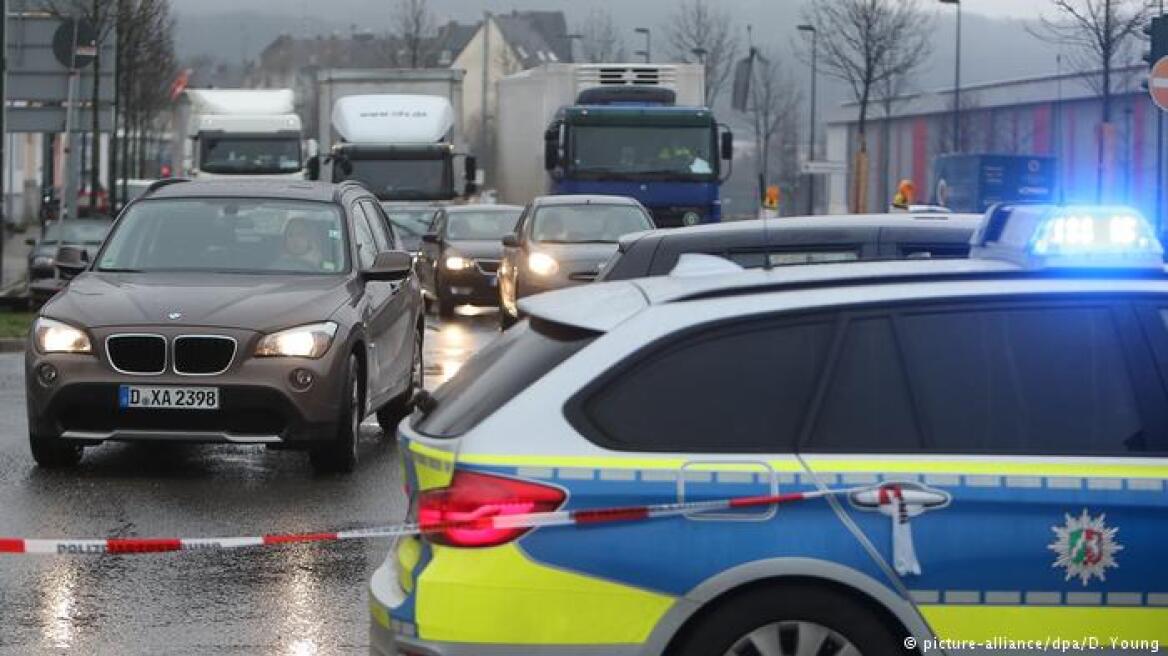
[{"x1": 413, "y1": 319, "x2": 598, "y2": 438}]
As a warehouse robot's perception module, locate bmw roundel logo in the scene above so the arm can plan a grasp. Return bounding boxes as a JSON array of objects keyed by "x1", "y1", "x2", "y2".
[{"x1": 167, "y1": 312, "x2": 183, "y2": 321}]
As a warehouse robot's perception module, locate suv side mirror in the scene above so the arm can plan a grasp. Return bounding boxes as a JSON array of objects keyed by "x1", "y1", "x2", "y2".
[
  {"x1": 721, "y1": 131, "x2": 734, "y2": 161},
  {"x1": 543, "y1": 127, "x2": 560, "y2": 171},
  {"x1": 502, "y1": 233, "x2": 520, "y2": 248},
  {"x1": 55, "y1": 245, "x2": 90, "y2": 276},
  {"x1": 362, "y1": 251, "x2": 413, "y2": 282},
  {"x1": 422, "y1": 232, "x2": 441, "y2": 245}
]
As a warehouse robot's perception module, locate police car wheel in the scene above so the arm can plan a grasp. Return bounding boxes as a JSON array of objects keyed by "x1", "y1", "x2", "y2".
[
  {"x1": 29, "y1": 433, "x2": 84, "y2": 469},
  {"x1": 670, "y1": 584, "x2": 905, "y2": 656}
]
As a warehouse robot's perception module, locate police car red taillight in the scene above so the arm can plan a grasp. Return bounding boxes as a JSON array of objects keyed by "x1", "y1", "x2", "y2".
[{"x1": 418, "y1": 470, "x2": 565, "y2": 547}]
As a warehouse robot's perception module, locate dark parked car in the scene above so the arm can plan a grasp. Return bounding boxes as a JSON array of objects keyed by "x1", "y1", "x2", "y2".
[
  {"x1": 598, "y1": 211, "x2": 982, "y2": 281},
  {"x1": 25, "y1": 180, "x2": 424, "y2": 474},
  {"x1": 416, "y1": 204, "x2": 523, "y2": 317},
  {"x1": 498, "y1": 195, "x2": 655, "y2": 329},
  {"x1": 26, "y1": 217, "x2": 114, "y2": 304}
]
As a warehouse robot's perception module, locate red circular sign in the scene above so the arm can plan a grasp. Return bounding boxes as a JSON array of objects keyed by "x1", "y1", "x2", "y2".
[{"x1": 1151, "y1": 57, "x2": 1168, "y2": 111}]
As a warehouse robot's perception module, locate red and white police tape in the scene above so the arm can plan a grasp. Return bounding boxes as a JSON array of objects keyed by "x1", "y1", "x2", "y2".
[{"x1": 0, "y1": 483, "x2": 937, "y2": 560}]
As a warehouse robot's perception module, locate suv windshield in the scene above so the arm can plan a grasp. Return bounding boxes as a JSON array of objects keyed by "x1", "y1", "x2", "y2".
[
  {"x1": 447, "y1": 210, "x2": 522, "y2": 241},
  {"x1": 532, "y1": 204, "x2": 653, "y2": 244},
  {"x1": 97, "y1": 199, "x2": 348, "y2": 274}
]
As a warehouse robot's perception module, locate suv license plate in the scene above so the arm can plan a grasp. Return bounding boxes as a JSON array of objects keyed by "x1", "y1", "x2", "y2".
[{"x1": 119, "y1": 385, "x2": 219, "y2": 410}]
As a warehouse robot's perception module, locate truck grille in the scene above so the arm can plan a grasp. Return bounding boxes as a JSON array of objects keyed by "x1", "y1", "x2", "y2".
[
  {"x1": 174, "y1": 336, "x2": 237, "y2": 375},
  {"x1": 106, "y1": 335, "x2": 167, "y2": 375}
]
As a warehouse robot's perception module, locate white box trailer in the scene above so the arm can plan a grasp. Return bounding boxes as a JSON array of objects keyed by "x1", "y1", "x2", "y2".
[
  {"x1": 173, "y1": 89, "x2": 305, "y2": 180},
  {"x1": 495, "y1": 63, "x2": 706, "y2": 207}
]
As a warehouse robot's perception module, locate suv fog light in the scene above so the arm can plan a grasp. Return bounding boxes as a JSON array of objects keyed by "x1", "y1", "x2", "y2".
[
  {"x1": 290, "y1": 368, "x2": 314, "y2": 390},
  {"x1": 37, "y1": 363, "x2": 59, "y2": 386}
]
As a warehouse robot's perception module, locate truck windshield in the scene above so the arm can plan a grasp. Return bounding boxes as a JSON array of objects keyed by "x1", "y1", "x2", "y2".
[
  {"x1": 570, "y1": 125, "x2": 715, "y2": 179},
  {"x1": 339, "y1": 159, "x2": 451, "y2": 200},
  {"x1": 200, "y1": 136, "x2": 302, "y2": 175},
  {"x1": 97, "y1": 199, "x2": 348, "y2": 275}
]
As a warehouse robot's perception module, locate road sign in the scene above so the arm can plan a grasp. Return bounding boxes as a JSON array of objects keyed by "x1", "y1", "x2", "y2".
[
  {"x1": 52, "y1": 19, "x2": 98, "y2": 70},
  {"x1": 1150, "y1": 56, "x2": 1168, "y2": 112},
  {"x1": 801, "y1": 160, "x2": 846, "y2": 175}
]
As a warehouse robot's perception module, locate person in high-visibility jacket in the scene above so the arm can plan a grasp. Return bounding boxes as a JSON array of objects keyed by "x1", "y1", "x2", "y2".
[{"x1": 892, "y1": 179, "x2": 916, "y2": 210}]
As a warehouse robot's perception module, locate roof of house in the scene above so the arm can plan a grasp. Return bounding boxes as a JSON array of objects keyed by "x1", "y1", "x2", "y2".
[{"x1": 494, "y1": 10, "x2": 572, "y2": 68}]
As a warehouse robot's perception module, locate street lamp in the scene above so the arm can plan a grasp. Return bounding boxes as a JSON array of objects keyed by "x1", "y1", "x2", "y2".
[
  {"x1": 798, "y1": 24, "x2": 818, "y2": 214},
  {"x1": 691, "y1": 47, "x2": 708, "y2": 65},
  {"x1": 635, "y1": 27, "x2": 651, "y2": 63},
  {"x1": 940, "y1": 0, "x2": 962, "y2": 153}
]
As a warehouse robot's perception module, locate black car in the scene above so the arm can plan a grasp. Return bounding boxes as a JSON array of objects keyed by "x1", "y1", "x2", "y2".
[
  {"x1": 26, "y1": 217, "x2": 114, "y2": 304},
  {"x1": 416, "y1": 204, "x2": 523, "y2": 317},
  {"x1": 598, "y1": 211, "x2": 982, "y2": 281}
]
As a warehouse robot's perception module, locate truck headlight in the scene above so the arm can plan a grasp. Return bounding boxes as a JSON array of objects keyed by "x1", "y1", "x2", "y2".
[
  {"x1": 255, "y1": 322, "x2": 338, "y2": 359},
  {"x1": 527, "y1": 252, "x2": 559, "y2": 276},
  {"x1": 34, "y1": 318, "x2": 92, "y2": 354},
  {"x1": 445, "y1": 255, "x2": 473, "y2": 270}
]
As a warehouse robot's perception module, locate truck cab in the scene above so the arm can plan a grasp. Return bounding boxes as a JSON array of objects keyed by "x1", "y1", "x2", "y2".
[
  {"x1": 543, "y1": 86, "x2": 732, "y2": 227},
  {"x1": 177, "y1": 90, "x2": 306, "y2": 180},
  {"x1": 315, "y1": 94, "x2": 476, "y2": 204}
]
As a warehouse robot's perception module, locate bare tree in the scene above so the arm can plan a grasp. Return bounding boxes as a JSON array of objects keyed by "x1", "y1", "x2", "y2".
[
  {"x1": 1031, "y1": 0, "x2": 1152, "y2": 200},
  {"x1": 666, "y1": 0, "x2": 738, "y2": 106},
  {"x1": 801, "y1": 0, "x2": 932, "y2": 212},
  {"x1": 45, "y1": 0, "x2": 118, "y2": 212},
  {"x1": 116, "y1": 0, "x2": 176, "y2": 200},
  {"x1": 577, "y1": 9, "x2": 625, "y2": 63},
  {"x1": 392, "y1": 0, "x2": 435, "y2": 69},
  {"x1": 747, "y1": 49, "x2": 801, "y2": 211}
]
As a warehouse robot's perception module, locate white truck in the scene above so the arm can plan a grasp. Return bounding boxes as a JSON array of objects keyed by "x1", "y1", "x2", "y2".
[
  {"x1": 312, "y1": 69, "x2": 476, "y2": 203},
  {"x1": 496, "y1": 64, "x2": 734, "y2": 226},
  {"x1": 173, "y1": 89, "x2": 306, "y2": 180}
]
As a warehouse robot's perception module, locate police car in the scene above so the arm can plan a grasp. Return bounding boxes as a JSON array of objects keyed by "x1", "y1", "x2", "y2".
[{"x1": 371, "y1": 204, "x2": 1168, "y2": 655}]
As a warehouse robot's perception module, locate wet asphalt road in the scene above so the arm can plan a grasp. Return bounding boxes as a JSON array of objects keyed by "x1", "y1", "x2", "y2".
[{"x1": 0, "y1": 311, "x2": 501, "y2": 656}]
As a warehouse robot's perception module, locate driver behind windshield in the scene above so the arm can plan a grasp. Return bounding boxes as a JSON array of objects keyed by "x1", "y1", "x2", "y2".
[{"x1": 273, "y1": 217, "x2": 328, "y2": 272}]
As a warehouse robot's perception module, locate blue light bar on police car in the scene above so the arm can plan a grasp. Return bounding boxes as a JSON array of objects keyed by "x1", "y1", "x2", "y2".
[{"x1": 970, "y1": 204, "x2": 1165, "y2": 270}]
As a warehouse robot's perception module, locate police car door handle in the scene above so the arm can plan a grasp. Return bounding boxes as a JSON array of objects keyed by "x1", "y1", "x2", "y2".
[
  {"x1": 848, "y1": 482, "x2": 951, "y2": 577},
  {"x1": 849, "y1": 484, "x2": 950, "y2": 510}
]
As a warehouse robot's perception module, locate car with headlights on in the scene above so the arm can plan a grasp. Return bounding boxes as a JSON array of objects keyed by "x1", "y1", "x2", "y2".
[
  {"x1": 416, "y1": 204, "x2": 523, "y2": 317},
  {"x1": 498, "y1": 195, "x2": 654, "y2": 328},
  {"x1": 25, "y1": 179, "x2": 424, "y2": 474},
  {"x1": 25, "y1": 217, "x2": 114, "y2": 305}
]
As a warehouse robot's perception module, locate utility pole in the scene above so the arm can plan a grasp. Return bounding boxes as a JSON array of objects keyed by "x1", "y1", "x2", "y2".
[
  {"x1": 481, "y1": 11, "x2": 490, "y2": 177},
  {"x1": 940, "y1": 0, "x2": 962, "y2": 152},
  {"x1": 798, "y1": 24, "x2": 818, "y2": 214},
  {"x1": 0, "y1": 0, "x2": 6, "y2": 288}
]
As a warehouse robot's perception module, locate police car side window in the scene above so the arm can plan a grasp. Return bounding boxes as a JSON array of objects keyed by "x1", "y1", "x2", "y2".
[
  {"x1": 898, "y1": 304, "x2": 1145, "y2": 455},
  {"x1": 577, "y1": 319, "x2": 834, "y2": 452},
  {"x1": 806, "y1": 317, "x2": 923, "y2": 452}
]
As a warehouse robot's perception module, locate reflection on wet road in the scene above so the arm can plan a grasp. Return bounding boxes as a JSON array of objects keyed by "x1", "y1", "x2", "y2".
[{"x1": 0, "y1": 313, "x2": 501, "y2": 655}]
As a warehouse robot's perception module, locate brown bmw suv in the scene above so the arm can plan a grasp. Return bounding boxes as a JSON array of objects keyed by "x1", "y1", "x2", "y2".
[{"x1": 25, "y1": 180, "x2": 424, "y2": 474}]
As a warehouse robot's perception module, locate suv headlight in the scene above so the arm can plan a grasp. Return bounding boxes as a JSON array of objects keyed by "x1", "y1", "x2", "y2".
[
  {"x1": 32, "y1": 255, "x2": 55, "y2": 268},
  {"x1": 34, "y1": 318, "x2": 92, "y2": 354},
  {"x1": 255, "y1": 322, "x2": 338, "y2": 359}
]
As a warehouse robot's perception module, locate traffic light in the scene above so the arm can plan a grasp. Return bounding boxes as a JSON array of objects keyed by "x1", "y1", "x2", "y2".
[{"x1": 1145, "y1": 15, "x2": 1168, "y2": 70}]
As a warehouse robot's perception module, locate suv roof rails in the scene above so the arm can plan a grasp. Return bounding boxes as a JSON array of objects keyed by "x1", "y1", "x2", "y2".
[{"x1": 143, "y1": 178, "x2": 190, "y2": 196}]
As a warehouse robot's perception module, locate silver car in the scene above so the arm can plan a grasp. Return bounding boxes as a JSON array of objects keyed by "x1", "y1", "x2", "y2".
[{"x1": 498, "y1": 195, "x2": 654, "y2": 329}]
